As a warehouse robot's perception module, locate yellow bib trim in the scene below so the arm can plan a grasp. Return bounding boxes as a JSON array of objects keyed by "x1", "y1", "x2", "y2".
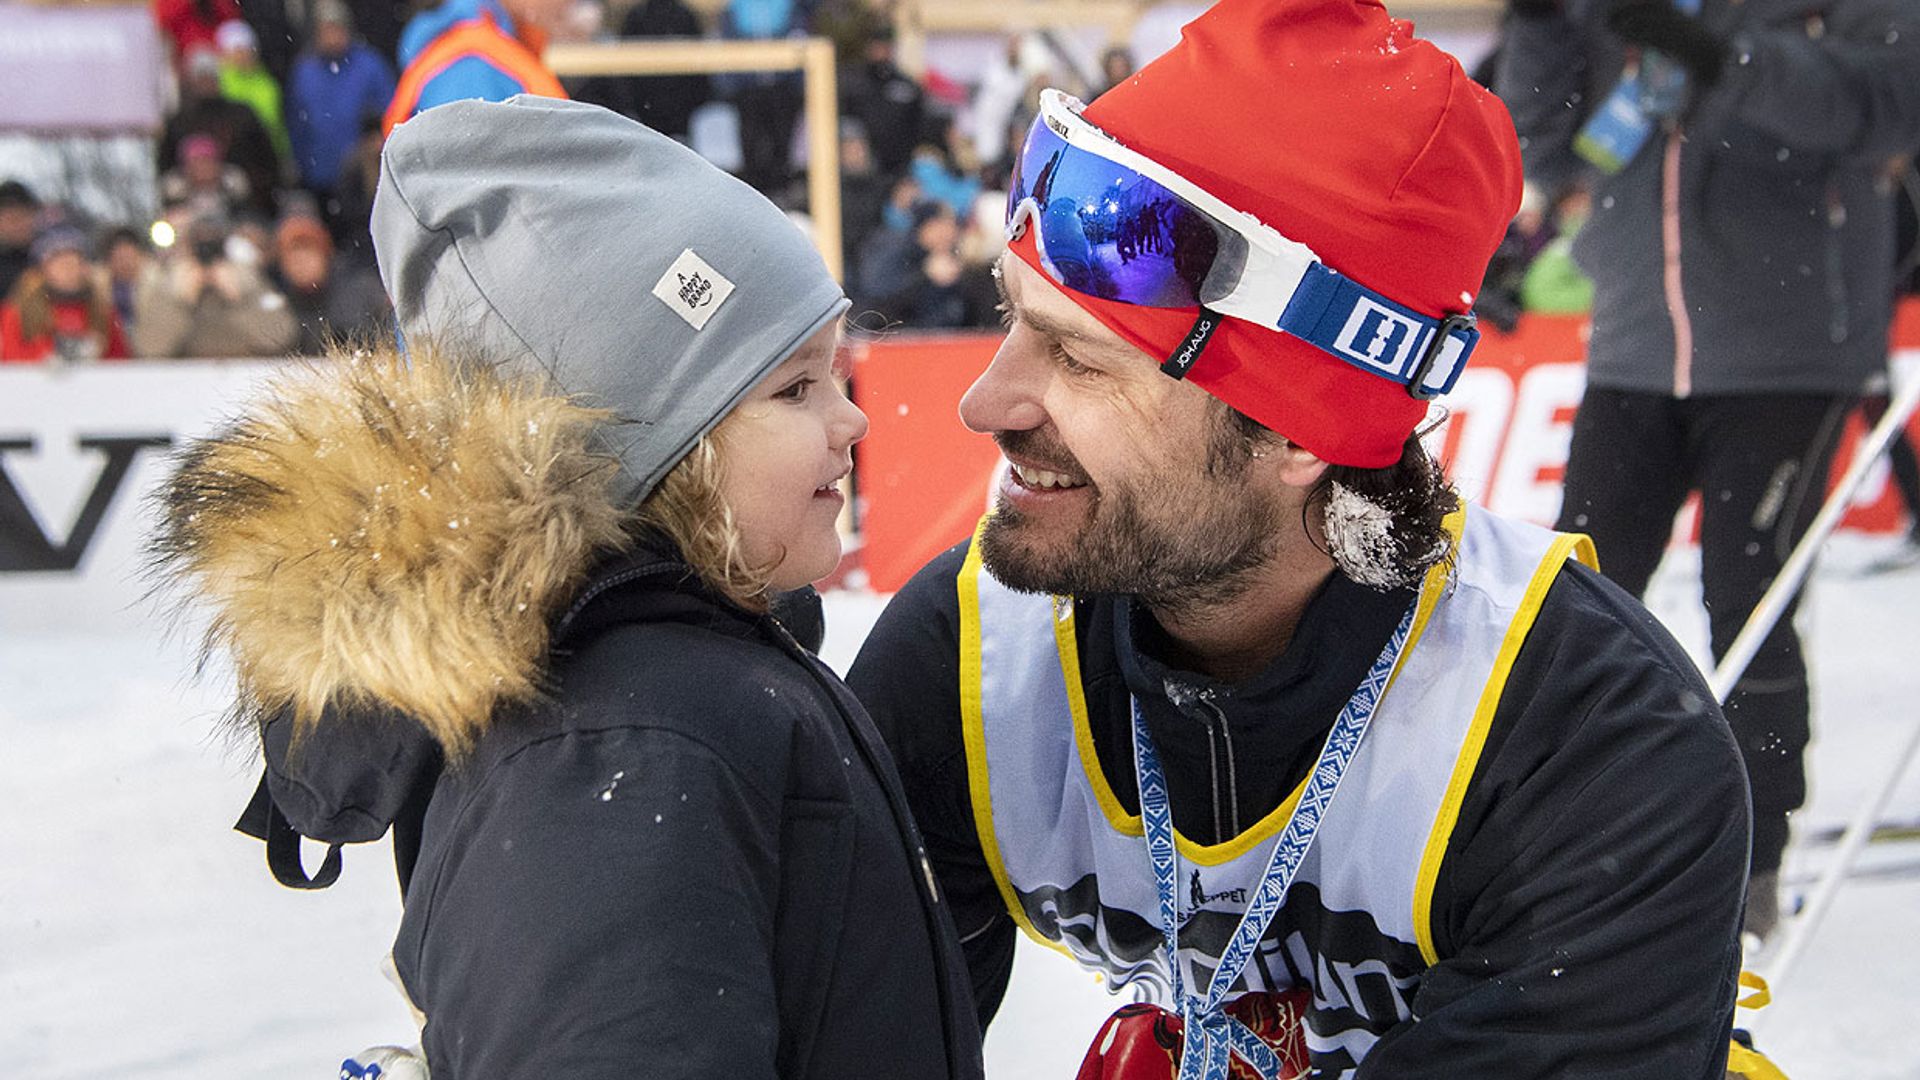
[
  {"x1": 1411, "y1": 524, "x2": 1598, "y2": 965},
  {"x1": 958, "y1": 522, "x2": 1076, "y2": 956}
]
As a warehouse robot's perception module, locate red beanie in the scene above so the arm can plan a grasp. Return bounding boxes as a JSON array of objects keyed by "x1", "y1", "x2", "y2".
[{"x1": 1011, "y1": 0, "x2": 1523, "y2": 468}]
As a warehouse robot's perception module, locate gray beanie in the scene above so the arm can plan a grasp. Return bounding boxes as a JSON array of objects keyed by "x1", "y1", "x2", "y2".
[{"x1": 372, "y1": 95, "x2": 849, "y2": 504}]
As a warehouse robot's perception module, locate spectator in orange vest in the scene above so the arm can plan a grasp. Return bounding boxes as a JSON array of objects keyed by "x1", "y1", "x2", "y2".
[
  {"x1": 383, "y1": 0, "x2": 570, "y2": 135},
  {"x1": 0, "y1": 226, "x2": 130, "y2": 364}
]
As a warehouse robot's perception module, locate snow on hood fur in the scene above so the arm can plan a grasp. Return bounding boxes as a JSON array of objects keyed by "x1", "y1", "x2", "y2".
[{"x1": 149, "y1": 343, "x2": 631, "y2": 757}]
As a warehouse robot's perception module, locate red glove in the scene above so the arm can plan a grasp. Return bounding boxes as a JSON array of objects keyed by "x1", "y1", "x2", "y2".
[{"x1": 1075, "y1": 990, "x2": 1312, "y2": 1080}]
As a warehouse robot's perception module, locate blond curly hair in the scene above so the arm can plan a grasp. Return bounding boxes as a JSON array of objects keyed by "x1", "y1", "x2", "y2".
[{"x1": 632, "y1": 415, "x2": 782, "y2": 613}]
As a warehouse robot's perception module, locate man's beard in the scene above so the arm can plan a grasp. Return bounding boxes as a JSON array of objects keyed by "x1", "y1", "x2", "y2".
[{"x1": 979, "y1": 424, "x2": 1284, "y2": 613}]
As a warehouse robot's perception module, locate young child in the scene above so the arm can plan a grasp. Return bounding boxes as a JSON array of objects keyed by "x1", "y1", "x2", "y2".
[{"x1": 151, "y1": 97, "x2": 982, "y2": 1079}]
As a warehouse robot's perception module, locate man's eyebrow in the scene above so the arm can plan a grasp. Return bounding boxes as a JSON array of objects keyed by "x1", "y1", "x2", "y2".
[{"x1": 994, "y1": 264, "x2": 1107, "y2": 349}]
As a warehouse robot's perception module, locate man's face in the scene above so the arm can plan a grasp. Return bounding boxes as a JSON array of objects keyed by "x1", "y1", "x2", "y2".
[
  {"x1": 315, "y1": 23, "x2": 352, "y2": 58},
  {"x1": 504, "y1": 0, "x2": 573, "y2": 30},
  {"x1": 40, "y1": 250, "x2": 87, "y2": 294},
  {"x1": 916, "y1": 209, "x2": 959, "y2": 254},
  {"x1": 184, "y1": 153, "x2": 223, "y2": 188},
  {"x1": 280, "y1": 246, "x2": 329, "y2": 291},
  {"x1": 106, "y1": 239, "x2": 146, "y2": 282},
  {"x1": 959, "y1": 253, "x2": 1310, "y2": 608},
  {"x1": 223, "y1": 44, "x2": 260, "y2": 72},
  {"x1": 840, "y1": 134, "x2": 871, "y2": 175},
  {"x1": 187, "y1": 69, "x2": 221, "y2": 99},
  {"x1": 0, "y1": 206, "x2": 36, "y2": 248}
]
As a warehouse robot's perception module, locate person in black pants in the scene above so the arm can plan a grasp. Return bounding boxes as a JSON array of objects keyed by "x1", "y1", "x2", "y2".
[
  {"x1": 1498, "y1": 0, "x2": 1920, "y2": 942},
  {"x1": 1555, "y1": 390, "x2": 1852, "y2": 938}
]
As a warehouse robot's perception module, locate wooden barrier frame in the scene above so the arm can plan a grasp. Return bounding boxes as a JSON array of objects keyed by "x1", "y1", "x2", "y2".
[{"x1": 544, "y1": 39, "x2": 844, "y2": 282}]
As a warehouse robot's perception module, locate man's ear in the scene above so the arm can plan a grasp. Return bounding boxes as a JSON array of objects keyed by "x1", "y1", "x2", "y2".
[{"x1": 1265, "y1": 437, "x2": 1331, "y2": 490}]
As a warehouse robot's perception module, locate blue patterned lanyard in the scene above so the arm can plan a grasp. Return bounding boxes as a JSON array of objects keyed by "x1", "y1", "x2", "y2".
[{"x1": 1129, "y1": 601, "x2": 1416, "y2": 1080}]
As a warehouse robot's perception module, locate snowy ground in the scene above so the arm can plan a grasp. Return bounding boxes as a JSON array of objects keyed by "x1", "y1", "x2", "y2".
[{"x1": 4, "y1": 538, "x2": 1918, "y2": 1079}]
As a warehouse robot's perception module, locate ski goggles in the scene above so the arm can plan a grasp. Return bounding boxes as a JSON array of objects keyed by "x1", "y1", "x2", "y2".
[{"x1": 1007, "y1": 89, "x2": 1478, "y2": 399}]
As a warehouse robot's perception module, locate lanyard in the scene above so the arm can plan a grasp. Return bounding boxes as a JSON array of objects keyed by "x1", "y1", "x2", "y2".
[{"x1": 1129, "y1": 601, "x2": 1416, "y2": 1080}]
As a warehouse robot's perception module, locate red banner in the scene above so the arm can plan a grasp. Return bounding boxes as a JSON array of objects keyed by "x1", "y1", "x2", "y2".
[{"x1": 852, "y1": 301, "x2": 1920, "y2": 594}]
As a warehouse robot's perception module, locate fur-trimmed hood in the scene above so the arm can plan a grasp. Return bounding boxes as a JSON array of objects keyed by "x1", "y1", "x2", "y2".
[{"x1": 150, "y1": 344, "x2": 632, "y2": 756}]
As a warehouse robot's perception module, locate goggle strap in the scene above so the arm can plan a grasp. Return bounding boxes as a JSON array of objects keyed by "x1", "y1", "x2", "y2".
[
  {"x1": 1159, "y1": 306, "x2": 1225, "y2": 380},
  {"x1": 1276, "y1": 264, "x2": 1477, "y2": 398}
]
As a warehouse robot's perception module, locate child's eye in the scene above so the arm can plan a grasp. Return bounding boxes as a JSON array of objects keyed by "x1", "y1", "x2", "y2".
[{"x1": 773, "y1": 377, "x2": 816, "y2": 402}]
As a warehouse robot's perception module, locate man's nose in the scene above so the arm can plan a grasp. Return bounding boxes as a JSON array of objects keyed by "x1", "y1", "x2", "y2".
[{"x1": 959, "y1": 332, "x2": 1050, "y2": 434}]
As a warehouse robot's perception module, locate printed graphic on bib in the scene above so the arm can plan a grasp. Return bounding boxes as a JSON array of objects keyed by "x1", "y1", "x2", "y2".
[{"x1": 1019, "y1": 878, "x2": 1425, "y2": 1078}]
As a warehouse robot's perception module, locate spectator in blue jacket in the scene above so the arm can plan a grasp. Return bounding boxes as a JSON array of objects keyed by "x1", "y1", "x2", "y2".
[{"x1": 288, "y1": 1, "x2": 396, "y2": 202}]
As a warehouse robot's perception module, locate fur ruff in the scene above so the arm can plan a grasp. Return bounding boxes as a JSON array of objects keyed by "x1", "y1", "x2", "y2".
[{"x1": 149, "y1": 344, "x2": 630, "y2": 756}]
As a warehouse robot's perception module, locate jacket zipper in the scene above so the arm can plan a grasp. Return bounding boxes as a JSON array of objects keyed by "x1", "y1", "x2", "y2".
[
  {"x1": 1199, "y1": 697, "x2": 1243, "y2": 840},
  {"x1": 1662, "y1": 126, "x2": 1696, "y2": 398},
  {"x1": 1202, "y1": 718, "x2": 1225, "y2": 841},
  {"x1": 1162, "y1": 680, "x2": 1242, "y2": 843}
]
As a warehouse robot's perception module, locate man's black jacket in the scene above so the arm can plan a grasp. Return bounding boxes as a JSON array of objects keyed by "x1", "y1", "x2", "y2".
[{"x1": 848, "y1": 541, "x2": 1750, "y2": 1078}]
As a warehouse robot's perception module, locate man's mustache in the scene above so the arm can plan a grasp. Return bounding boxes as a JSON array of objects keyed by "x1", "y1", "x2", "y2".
[{"x1": 994, "y1": 429, "x2": 1088, "y2": 477}]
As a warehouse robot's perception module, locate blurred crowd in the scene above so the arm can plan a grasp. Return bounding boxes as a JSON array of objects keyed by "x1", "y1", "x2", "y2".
[
  {"x1": 0, "y1": 0, "x2": 1150, "y2": 364},
  {"x1": 8, "y1": 0, "x2": 1913, "y2": 365}
]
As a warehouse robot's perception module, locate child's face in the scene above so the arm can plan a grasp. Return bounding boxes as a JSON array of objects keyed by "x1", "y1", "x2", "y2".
[{"x1": 717, "y1": 325, "x2": 869, "y2": 593}]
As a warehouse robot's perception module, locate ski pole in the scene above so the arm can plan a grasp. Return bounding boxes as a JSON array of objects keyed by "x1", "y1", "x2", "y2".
[
  {"x1": 1712, "y1": 367, "x2": 1920, "y2": 997},
  {"x1": 1708, "y1": 370, "x2": 1920, "y2": 701}
]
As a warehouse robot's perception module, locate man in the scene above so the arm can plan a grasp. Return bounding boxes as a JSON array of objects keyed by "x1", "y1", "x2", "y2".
[
  {"x1": 382, "y1": 0, "x2": 569, "y2": 135},
  {"x1": 0, "y1": 180, "x2": 41, "y2": 299},
  {"x1": 856, "y1": 199, "x2": 993, "y2": 330},
  {"x1": 837, "y1": 24, "x2": 928, "y2": 179},
  {"x1": 1494, "y1": 0, "x2": 1920, "y2": 940},
  {"x1": 270, "y1": 212, "x2": 389, "y2": 354},
  {"x1": 214, "y1": 19, "x2": 290, "y2": 166},
  {"x1": 287, "y1": 0, "x2": 397, "y2": 202},
  {"x1": 159, "y1": 47, "x2": 281, "y2": 219},
  {"x1": 132, "y1": 215, "x2": 297, "y2": 360},
  {"x1": 847, "y1": 0, "x2": 1753, "y2": 1076}
]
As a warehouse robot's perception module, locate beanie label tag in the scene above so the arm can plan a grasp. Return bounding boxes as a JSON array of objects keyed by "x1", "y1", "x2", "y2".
[
  {"x1": 1160, "y1": 307, "x2": 1224, "y2": 380},
  {"x1": 652, "y1": 249, "x2": 735, "y2": 331}
]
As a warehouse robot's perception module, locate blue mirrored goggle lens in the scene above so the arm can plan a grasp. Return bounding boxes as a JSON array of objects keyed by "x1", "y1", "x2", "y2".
[{"x1": 1010, "y1": 115, "x2": 1245, "y2": 310}]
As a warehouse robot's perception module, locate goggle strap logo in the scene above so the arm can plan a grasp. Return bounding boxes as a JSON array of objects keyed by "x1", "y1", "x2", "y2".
[
  {"x1": 1306, "y1": 280, "x2": 1476, "y2": 397},
  {"x1": 1332, "y1": 297, "x2": 1426, "y2": 378}
]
